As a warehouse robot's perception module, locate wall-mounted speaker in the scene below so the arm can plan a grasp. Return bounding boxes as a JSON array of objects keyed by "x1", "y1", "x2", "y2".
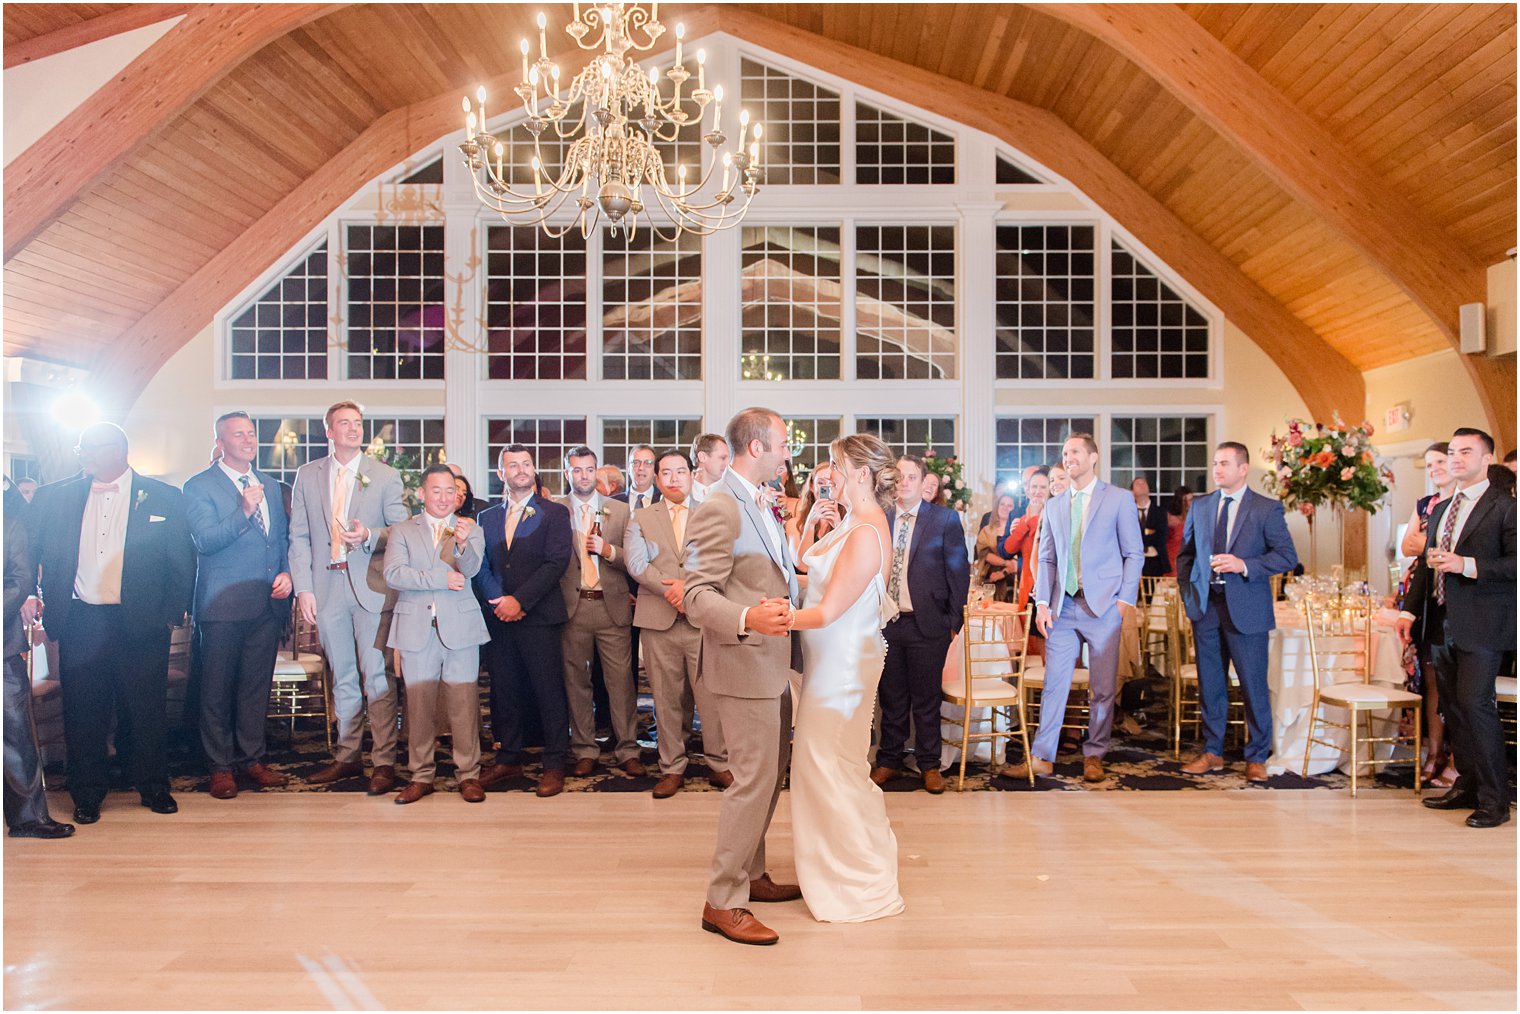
[{"x1": 1460, "y1": 302, "x2": 1487, "y2": 354}]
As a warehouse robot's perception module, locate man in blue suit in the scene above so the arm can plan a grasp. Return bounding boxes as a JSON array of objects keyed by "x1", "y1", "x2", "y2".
[
  {"x1": 183, "y1": 411, "x2": 294, "y2": 800},
  {"x1": 1175, "y1": 441, "x2": 1298, "y2": 782},
  {"x1": 1008, "y1": 432, "x2": 1144, "y2": 783},
  {"x1": 870, "y1": 454, "x2": 970, "y2": 794},
  {"x1": 473, "y1": 444, "x2": 574, "y2": 797}
]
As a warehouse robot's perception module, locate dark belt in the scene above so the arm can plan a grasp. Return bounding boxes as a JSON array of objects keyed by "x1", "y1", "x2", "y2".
[
  {"x1": 326, "y1": 561, "x2": 348, "y2": 572},
  {"x1": 579, "y1": 589, "x2": 603, "y2": 600}
]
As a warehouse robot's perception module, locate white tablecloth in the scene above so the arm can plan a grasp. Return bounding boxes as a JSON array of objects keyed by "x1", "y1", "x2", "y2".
[{"x1": 1267, "y1": 604, "x2": 1409, "y2": 776}]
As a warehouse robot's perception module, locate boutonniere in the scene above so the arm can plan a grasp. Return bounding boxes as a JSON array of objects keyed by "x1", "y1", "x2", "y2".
[
  {"x1": 357, "y1": 471, "x2": 371, "y2": 489},
  {"x1": 134, "y1": 489, "x2": 148, "y2": 511},
  {"x1": 593, "y1": 506, "x2": 611, "y2": 521},
  {"x1": 521, "y1": 505, "x2": 536, "y2": 520},
  {"x1": 442, "y1": 527, "x2": 456, "y2": 542},
  {"x1": 769, "y1": 501, "x2": 788, "y2": 524}
]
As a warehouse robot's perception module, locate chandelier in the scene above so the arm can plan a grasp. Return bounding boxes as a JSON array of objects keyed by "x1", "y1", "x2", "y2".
[{"x1": 459, "y1": 3, "x2": 762, "y2": 240}]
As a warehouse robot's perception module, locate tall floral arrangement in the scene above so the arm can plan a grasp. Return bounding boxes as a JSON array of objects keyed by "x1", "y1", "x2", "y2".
[
  {"x1": 921, "y1": 449, "x2": 971, "y2": 513},
  {"x1": 366, "y1": 436, "x2": 428, "y2": 511},
  {"x1": 1263, "y1": 413, "x2": 1393, "y2": 517}
]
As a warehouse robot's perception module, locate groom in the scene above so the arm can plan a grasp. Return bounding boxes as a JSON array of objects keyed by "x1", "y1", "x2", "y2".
[{"x1": 684, "y1": 407, "x2": 804, "y2": 946}]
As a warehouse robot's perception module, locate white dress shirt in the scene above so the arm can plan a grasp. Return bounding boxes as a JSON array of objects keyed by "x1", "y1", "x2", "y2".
[
  {"x1": 690, "y1": 479, "x2": 715, "y2": 505},
  {"x1": 218, "y1": 459, "x2": 270, "y2": 533},
  {"x1": 75, "y1": 470, "x2": 135, "y2": 605},
  {"x1": 890, "y1": 502, "x2": 920, "y2": 613},
  {"x1": 627, "y1": 485, "x2": 656, "y2": 512},
  {"x1": 725, "y1": 468, "x2": 788, "y2": 637},
  {"x1": 569, "y1": 492, "x2": 604, "y2": 588},
  {"x1": 1036, "y1": 478, "x2": 1097, "y2": 609}
]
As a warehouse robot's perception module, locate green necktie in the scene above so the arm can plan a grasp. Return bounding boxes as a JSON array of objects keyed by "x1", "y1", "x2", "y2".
[{"x1": 1065, "y1": 490, "x2": 1084, "y2": 597}]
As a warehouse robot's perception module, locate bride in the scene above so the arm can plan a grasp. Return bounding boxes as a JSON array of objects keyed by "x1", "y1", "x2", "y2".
[{"x1": 784, "y1": 433, "x2": 905, "y2": 923}]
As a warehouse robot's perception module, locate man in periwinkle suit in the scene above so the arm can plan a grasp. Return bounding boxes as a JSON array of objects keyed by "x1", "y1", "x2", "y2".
[
  {"x1": 288, "y1": 400, "x2": 410, "y2": 793},
  {"x1": 1177, "y1": 442, "x2": 1298, "y2": 783},
  {"x1": 684, "y1": 408, "x2": 804, "y2": 947},
  {"x1": 183, "y1": 411, "x2": 294, "y2": 800},
  {"x1": 1007, "y1": 432, "x2": 1144, "y2": 785},
  {"x1": 383, "y1": 465, "x2": 490, "y2": 805}
]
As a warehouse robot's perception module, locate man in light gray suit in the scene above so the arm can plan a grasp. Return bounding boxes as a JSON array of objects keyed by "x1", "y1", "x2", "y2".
[
  {"x1": 624, "y1": 449, "x2": 729, "y2": 799},
  {"x1": 556, "y1": 446, "x2": 642, "y2": 777},
  {"x1": 384, "y1": 466, "x2": 490, "y2": 805},
  {"x1": 288, "y1": 400, "x2": 410, "y2": 793},
  {"x1": 684, "y1": 408, "x2": 804, "y2": 947},
  {"x1": 1007, "y1": 432, "x2": 1144, "y2": 785}
]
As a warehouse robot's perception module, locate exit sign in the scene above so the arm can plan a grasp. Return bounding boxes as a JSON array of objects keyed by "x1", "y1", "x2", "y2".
[{"x1": 1384, "y1": 403, "x2": 1410, "y2": 433}]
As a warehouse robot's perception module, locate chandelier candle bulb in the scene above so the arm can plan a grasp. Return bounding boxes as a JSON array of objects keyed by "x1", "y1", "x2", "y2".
[
  {"x1": 675, "y1": 22, "x2": 684, "y2": 66},
  {"x1": 537, "y1": 12, "x2": 548, "y2": 60},
  {"x1": 520, "y1": 39, "x2": 530, "y2": 80},
  {"x1": 713, "y1": 84, "x2": 723, "y2": 132},
  {"x1": 697, "y1": 49, "x2": 705, "y2": 91}
]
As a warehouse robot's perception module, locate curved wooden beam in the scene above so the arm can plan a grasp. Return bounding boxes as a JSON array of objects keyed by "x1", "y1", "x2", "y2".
[
  {"x1": 4, "y1": 4, "x2": 194, "y2": 68},
  {"x1": 716, "y1": 8, "x2": 1364, "y2": 422},
  {"x1": 3, "y1": 3, "x2": 340, "y2": 264}
]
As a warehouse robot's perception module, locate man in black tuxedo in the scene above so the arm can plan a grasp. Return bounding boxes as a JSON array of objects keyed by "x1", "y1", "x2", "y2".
[
  {"x1": 1130, "y1": 477, "x2": 1171, "y2": 578},
  {"x1": 870, "y1": 454, "x2": 970, "y2": 794},
  {"x1": 473, "y1": 445, "x2": 574, "y2": 797},
  {"x1": 24, "y1": 423, "x2": 195, "y2": 823},
  {"x1": 5, "y1": 479, "x2": 73, "y2": 839},
  {"x1": 1399, "y1": 427, "x2": 1517, "y2": 828}
]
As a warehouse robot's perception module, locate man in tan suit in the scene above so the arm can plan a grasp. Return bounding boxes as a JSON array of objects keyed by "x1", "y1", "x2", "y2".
[
  {"x1": 557, "y1": 446, "x2": 643, "y2": 777},
  {"x1": 684, "y1": 408, "x2": 804, "y2": 946},
  {"x1": 624, "y1": 450, "x2": 729, "y2": 798},
  {"x1": 383, "y1": 466, "x2": 490, "y2": 804}
]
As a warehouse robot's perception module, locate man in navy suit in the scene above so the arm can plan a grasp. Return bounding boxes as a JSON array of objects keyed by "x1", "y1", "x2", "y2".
[
  {"x1": 1131, "y1": 477, "x2": 1172, "y2": 577},
  {"x1": 1007, "y1": 433, "x2": 1144, "y2": 784},
  {"x1": 183, "y1": 412, "x2": 294, "y2": 800},
  {"x1": 1175, "y1": 442, "x2": 1298, "y2": 782},
  {"x1": 24, "y1": 423, "x2": 195, "y2": 823},
  {"x1": 870, "y1": 454, "x2": 970, "y2": 794},
  {"x1": 473, "y1": 444, "x2": 574, "y2": 797}
]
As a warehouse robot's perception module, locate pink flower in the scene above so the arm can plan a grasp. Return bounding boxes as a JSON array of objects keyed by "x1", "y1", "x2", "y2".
[
  {"x1": 1288, "y1": 430, "x2": 1304, "y2": 447},
  {"x1": 1340, "y1": 467, "x2": 1355, "y2": 480},
  {"x1": 1277, "y1": 466, "x2": 1291, "y2": 480},
  {"x1": 1341, "y1": 444, "x2": 1356, "y2": 457},
  {"x1": 1299, "y1": 503, "x2": 1316, "y2": 517},
  {"x1": 1361, "y1": 421, "x2": 1375, "y2": 436}
]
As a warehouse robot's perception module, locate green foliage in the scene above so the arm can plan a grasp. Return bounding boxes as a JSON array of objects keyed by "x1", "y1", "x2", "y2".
[
  {"x1": 1263, "y1": 413, "x2": 1393, "y2": 517},
  {"x1": 921, "y1": 449, "x2": 972, "y2": 513}
]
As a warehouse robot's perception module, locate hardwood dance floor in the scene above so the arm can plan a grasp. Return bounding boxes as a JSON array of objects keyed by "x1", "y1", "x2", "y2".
[{"x1": 5, "y1": 789, "x2": 1514, "y2": 1010}]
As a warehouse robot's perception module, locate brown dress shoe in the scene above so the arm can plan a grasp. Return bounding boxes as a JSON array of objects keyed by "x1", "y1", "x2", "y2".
[
  {"x1": 394, "y1": 781, "x2": 434, "y2": 805},
  {"x1": 458, "y1": 779, "x2": 486, "y2": 803},
  {"x1": 748, "y1": 873, "x2": 803, "y2": 903},
  {"x1": 653, "y1": 773, "x2": 684, "y2": 798},
  {"x1": 701, "y1": 903, "x2": 779, "y2": 945},
  {"x1": 209, "y1": 772, "x2": 238, "y2": 799},
  {"x1": 366, "y1": 765, "x2": 399, "y2": 796},
  {"x1": 1181, "y1": 752, "x2": 1225, "y2": 775},
  {"x1": 620, "y1": 757, "x2": 648, "y2": 777},
  {"x1": 1245, "y1": 762, "x2": 1269, "y2": 783},
  {"x1": 869, "y1": 766, "x2": 902, "y2": 787},
  {"x1": 922, "y1": 768, "x2": 946, "y2": 794},
  {"x1": 306, "y1": 761, "x2": 364, "y2": 785},
  {"x1": 478, "y1": 762, "x2": 523, "y2": 788},
  {"x1": 244, "y1": 762, "x2": 288, "y2": 788},
  {"x1": 571, "y1": 757, "x2": 597, "y2": 777},
  {"x1": 1002, "y1": 757, "x2": 1053, "y2": 779},
  {"x1": 1083, "y1": 756, "x2": 1106, "y2": 783},
  {"x1": 536, "y1": 769, "x2": 566, "y2": 797},
  {"x1": 708, "y1": 769, "x2": 734, "y2": 790}
]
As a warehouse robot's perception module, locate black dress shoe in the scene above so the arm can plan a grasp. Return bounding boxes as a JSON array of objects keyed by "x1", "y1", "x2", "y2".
[
  {"x1": 1422, "y1": 787, "x2": 1480, "y2": 810},
  {"x1": 9, "y1": 819, "x2": 76, "y2": 839},
  {"x1": 139, "y1": 789, "x2": 178, "y2": 814},
  {"x1": 1466, "y1": 808, "x2": 1512, "y2": 828},
  {"x1": 72, "y1": 800, "x2": 102, "y2": 824}
]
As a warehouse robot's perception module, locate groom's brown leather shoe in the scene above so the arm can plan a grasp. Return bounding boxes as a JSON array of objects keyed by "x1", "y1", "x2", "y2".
[
  {"x1": 701, "y1": 904, "x2": 779, "y2": 945},
  {"x1": 653, "y1": 773, "x2": 684, "y2": 798},
  {"x1": 869, "y1": 766, "x2": 902, "y2": 786},
  {"x1": 707, "y1": 769, "x2": 734, "y2": 789},
  {"x1": 922, "y1": 768, "x2": 946, "y2": 794},
  {"x1": 1002, "y1": 757, "x2": 1052, "y2": 779},
  {"x1": 748, "y1": 873, "x2": 802, "y2": 903}
]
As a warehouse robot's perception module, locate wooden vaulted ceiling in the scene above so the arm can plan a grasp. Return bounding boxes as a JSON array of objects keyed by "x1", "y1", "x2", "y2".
[{"x1": 3, "y1": 3, "x2": 1515, "y2": 441}]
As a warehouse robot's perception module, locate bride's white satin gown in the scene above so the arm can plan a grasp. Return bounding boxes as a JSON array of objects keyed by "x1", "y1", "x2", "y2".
[{"x1": 792, "y1": 519, "x2": 905, "y2": 923}]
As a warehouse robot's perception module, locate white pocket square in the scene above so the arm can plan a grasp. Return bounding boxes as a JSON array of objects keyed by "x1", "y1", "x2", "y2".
[{"x1": 149, "y1": 514, "x2": 167, "y2": 522}]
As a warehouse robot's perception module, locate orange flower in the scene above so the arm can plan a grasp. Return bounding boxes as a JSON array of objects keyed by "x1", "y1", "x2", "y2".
[{"x1": 1308, "y1": 450, "x2": 1336, "y2": 468}]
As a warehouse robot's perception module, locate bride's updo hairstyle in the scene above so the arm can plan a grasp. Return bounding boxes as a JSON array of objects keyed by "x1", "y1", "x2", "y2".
[{"x1": 830, "y1": 433, "x2": 899, "y2": 511}]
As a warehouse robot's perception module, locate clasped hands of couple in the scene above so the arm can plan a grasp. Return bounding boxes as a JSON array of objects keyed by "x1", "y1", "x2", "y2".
[{"x1": 746, "y1": 597, "x2": 797, "y2": 637}]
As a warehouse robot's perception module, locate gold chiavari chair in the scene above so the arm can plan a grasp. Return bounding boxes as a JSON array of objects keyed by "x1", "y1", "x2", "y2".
[
  {"x1": 943, "y1": 606, "x2": 1033, "y2": 790},
  {"x1": 267, "y1": 612, "x2": 333, "y2": 750},
  {"x1": 1497, "y1": 676, "x2": 1517, "y2": 749},
  {"x1": 1299, "y1": 596, "x2": 1422, "y2": 797},
  {"x1": 1269, "y1": 573, "x2": 1286, "y2": 601},
  {"x1": 1020, "y1": 603, "x2": 1091, "y2": 752},
  {"x1": 1164, "y1": 593, "x2": 1248, "y2": 759},
  {"x1": 1142, "y1": 577, "x2": 1178, "y2": 677}
]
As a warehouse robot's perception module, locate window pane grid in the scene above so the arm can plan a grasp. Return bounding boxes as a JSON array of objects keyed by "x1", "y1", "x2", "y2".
[
  {"x1": 230, "y1": 241, "x2": 328, "y2": 381},
  {"x1": 857, "y1": 416, "x2": 956, "y2": 459},
  {"x1": 1110, "y1": 415, "x2": 1212, "y2": 499},
  {"x1": 995, "y1": 225, "x2": 1096, "y2": 380},
  {"x1": 855, "y1": 225, "x2": 957, "y2": 380},
  {"x1": 1111, "y1": 240, "x2": 1211, "y2": 380},
  {"x1": 855, "y1": 102, "x2": 954, "y2": 185},
  {"x1": 739, "y1": 58, "x2": 841, "y2": 185},
  {"x1": 486, "y1": 226, "x2": 588, "y2": 380},
  {"x1": 602, "y1": 230, "x2": 703, "y2": 380},
  {"x1": 740, "y1": 226, "x2": 842, "y2": 380},
  {"x1": 994, "y1": 416, "x2": 1096, "y2": 492},
  {"x1": 485, "y1": 417, "x2": 588, "y2": 498},
  {"x1": 364, "y1": 416, "x2": 447, "y2": 471},
  {"x1": 601, "y1": 417, "x2": 701, "y2": 469},
  {"x1": 782, "y1": 417, "x2": 843, "y2": 480},
  {"x1": 995, "y1": 156, "x2": 1042, "y2": 185},
  {"x1": 252, "y1": 416, "x2": 444, "y2": 488},
  {"x1": 346, "y1": 225, "x2": 446, "y2": 380}
]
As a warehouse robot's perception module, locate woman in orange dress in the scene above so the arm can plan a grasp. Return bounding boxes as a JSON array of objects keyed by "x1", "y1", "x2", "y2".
[{"x1": 1002, "y1": 468, "x2": 1052, "y2": 656}]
